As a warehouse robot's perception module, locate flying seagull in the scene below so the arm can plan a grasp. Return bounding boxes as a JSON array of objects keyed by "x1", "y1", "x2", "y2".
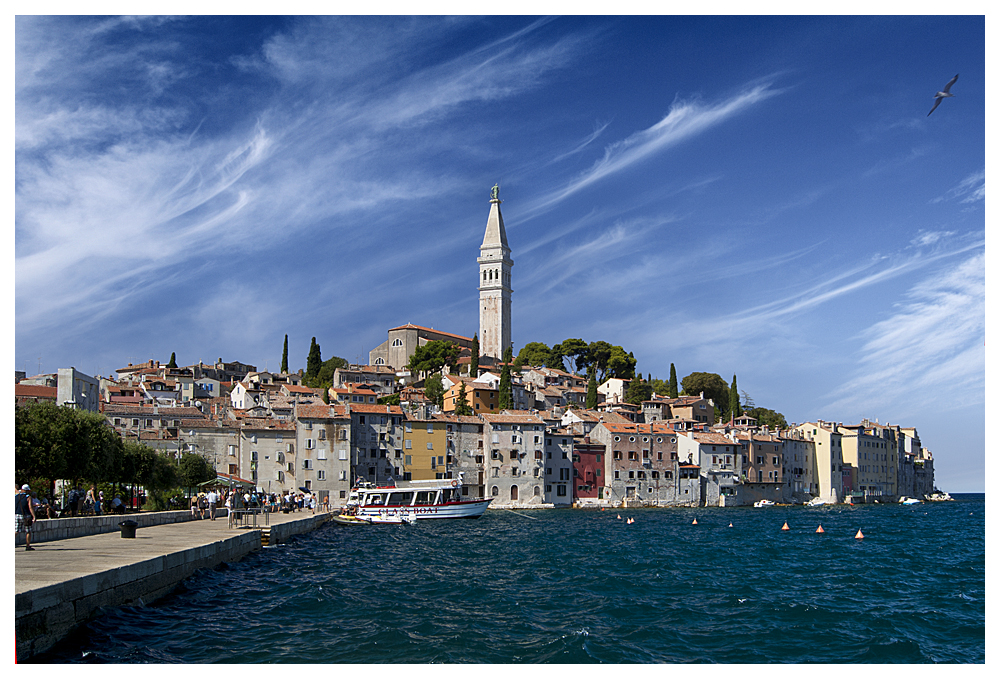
[{"x1": 928, "y1": 74, "x2": 959, "y2": 116}]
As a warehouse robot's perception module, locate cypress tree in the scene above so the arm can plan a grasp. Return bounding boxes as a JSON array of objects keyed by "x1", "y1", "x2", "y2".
[
  {"x1": 167, "y1": 352, "x2": 177, "y2": 369},
  {"x1": 306, "y1": 337, "x2": 322, "y2": 381},
  {"x1": 470, "y1": 334, "x2": 479, "y2": 377},
  {"x1": 498, "y1": 345, "x2": 514, "y2": 410},
  {"x1": 668, "y1": 363, "x2": 678, "y2": 398},
  {"x1": 586, "y1": 371, "x2": 598, "y2": 409},
  {"x1": 281, "y1": 335, "x2": 289, "y2": 374},
  {"x1": 456, "y1": 382, "x2": 473, "y2": 416},
  {"x1": 730, "y1": 374, "x2": 741, "y2": 421}
]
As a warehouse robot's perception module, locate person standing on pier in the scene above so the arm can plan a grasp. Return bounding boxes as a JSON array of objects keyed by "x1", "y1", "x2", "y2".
[
  {"x1": 207, "y1": 489, "x2": 218, "y2": 520},
  {"x1": 15, "y1": 484, "x2": 36, "y2": 551}
]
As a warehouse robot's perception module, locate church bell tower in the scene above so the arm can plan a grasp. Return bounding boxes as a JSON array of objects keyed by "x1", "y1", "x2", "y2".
[{"x1": 478, "y1": 184, "x2": 512, "y2": 362}]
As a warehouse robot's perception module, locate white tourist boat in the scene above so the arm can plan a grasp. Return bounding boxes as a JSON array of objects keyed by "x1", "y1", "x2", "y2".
[
  {"x1": 805, "y1": 497, "x2": 827, "y2": 507},
  {"x1": 899, "y1": 496, "x2": 922, "y2": 505},
  {"x1": 333, "y1": 475, "x2": 492, "y2": 525}
]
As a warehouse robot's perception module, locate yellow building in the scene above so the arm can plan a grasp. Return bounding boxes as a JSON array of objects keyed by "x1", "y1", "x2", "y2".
[
  {"x1": 401, "y1": 417, "x2": 450, "y2": 481},
  {"x1": 840, "y1": 420, "x2": 898, "y2": 501},
  {"x1": 791, "y1": 421, "x2": 845, "y2": 503},
  {"x1": 443, "y1": 378, "x2": 498, "y2": 414}
]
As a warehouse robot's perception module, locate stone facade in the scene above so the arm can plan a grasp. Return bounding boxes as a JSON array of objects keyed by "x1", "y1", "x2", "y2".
[{"x1": 478, "y1": 192, "x2": 512, "y2": 361}]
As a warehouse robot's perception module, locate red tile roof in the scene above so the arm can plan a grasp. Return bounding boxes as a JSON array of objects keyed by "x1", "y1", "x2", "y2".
[
  {"x1": 349, "y1": 404, "x2": 404, "y2": 415},
  {"x1": 387, "y1": 323, "x2": 473, "y2": 343},
  {"x1": 481, "y1": 411, "x2": 545, "y2": 425},
  {"x1": 15, "y1": 385, "x2": 57, "y2": 399}
]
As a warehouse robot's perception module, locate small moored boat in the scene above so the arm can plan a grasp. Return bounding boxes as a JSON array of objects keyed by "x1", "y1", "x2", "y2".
[
  {"x1": 334, "y1": 475, "x2": 491, "y2": 525},
  {"x1": 899, "y1": 496, "x2": 922, "y2": 505},
  {"x1": 754, "y1": 499, "x2": 776, "y2": 508}
]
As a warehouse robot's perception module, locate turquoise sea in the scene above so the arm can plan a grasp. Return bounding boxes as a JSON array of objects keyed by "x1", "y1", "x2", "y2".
[{"x1": 34, "y1": 493, "x2": 984, "y2": 663}]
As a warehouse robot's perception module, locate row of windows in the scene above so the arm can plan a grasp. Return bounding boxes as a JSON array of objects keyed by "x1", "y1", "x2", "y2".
[{"x1": 612, "y1": 436, "x2": 676, "y2": 443}]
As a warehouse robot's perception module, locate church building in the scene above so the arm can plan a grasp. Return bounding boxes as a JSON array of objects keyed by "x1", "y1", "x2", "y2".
[{"x1": 369, "y1": 185, "x2": 512, "y2": 373}]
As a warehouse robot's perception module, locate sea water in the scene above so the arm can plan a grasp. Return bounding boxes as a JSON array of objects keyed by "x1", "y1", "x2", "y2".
[{"x1": 34, "y1": 493, "x2": 985, "y2": 663}]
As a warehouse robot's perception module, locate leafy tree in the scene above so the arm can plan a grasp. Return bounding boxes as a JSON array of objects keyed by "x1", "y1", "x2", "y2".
[
  {"x1": 470, "y1": 334, "x2": 479, "y2": 377},
  {"x1": 605, "y1": 347, "x2": 636, "y2": 381},
  {"x1": 281, "y1": 334, "x2": 289, "y2": 373},
  {"x1": 668, "y1": 363, "x2": 679, "y2": 398},
  {"x1": 514, "y1": 342, "x2": 552, "y2": 370},
  {"x1": 729, "y1": 374, "x2": 742, "y2": 421},
  {"x1": 557, "y1": 338, "x2": 589, "y2": 374},
  {"x1": 586, "y1": 372, "x2": 598, "y2": 409},
  {"x1": 498, "y1": 345, "x2": 514, "y2": 410},
  {"x1": 455, "y1": 382, "x2": 474, "y2": 416},
  {"x1": 648, "y1": 377, "x2": 670, "y2": 396},
  {"x1": 378, "y1": 393, "x2": 401, "y2": 406},
  {"x1": 740, "y1": 389, "x2": 756, "y2": 410},
  {"x1": 306, "y1": 337, "x2": 322, "y2": 381},
  {"x1": 586, "y1": 341, "x2": 613, "y2": 378},
  {"x1": 407, "y1": 341, "x2": 461, "y2": 377},
  {"x1": 546, "y1": 343, "x2": 565, "y2": 370},
  {"x1": 178, "y1": 452, "x2": 214, "y2": 489},
  {"x1": 424, "y1": 375, "x2": 444, "y2": 408},
  {"x1": 316, "y1": 356, "x2": 348, "y2": 385},
  {"x1": 625, "y1": 372, "x2": 653, "y2": 405},
  {"x1": 680, "y1": 372, "x2": 729, "y2": 419},
  {"x1": 748, "y1": 407, "x2": 787, "y2": 430},
  {"x1": 167, "y1": 352, "x2": 177, "y2": 369}
]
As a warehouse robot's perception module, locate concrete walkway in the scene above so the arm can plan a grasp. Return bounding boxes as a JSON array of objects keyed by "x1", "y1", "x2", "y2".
[{"x1": 15, "y1": 509, "x2": 324, "y2": 595}]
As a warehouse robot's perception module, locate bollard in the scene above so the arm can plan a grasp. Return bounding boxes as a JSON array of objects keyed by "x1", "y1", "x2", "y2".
[{"x1": 119, "y1": 519, "x2": 138, "y2": 538}]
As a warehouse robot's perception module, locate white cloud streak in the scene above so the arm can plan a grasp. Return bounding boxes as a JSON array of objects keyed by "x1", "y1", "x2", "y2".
[
  {"x1": 821, "y1": 251, "x2": 984, "y2": 417},
  {"x1": 525, "y1": 82, "x2": 782, "y2": 215}
]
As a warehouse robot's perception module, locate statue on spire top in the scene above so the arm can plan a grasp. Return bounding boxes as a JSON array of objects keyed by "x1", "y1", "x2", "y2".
[{"x1": 490, "y1": 183, "x2": 500, "y2": 201}]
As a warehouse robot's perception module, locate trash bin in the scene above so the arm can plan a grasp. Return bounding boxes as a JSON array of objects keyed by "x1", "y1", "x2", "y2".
[{"x1": 119, "y1": 519, "x2": 138, "y2": 538}]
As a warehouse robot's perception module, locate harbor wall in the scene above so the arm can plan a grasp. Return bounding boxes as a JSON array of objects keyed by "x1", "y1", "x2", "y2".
[
  {"x1": 15, "y1": 513, "x2": 329, "y2": 662},
  {"x1": 17, "y1": 510, "x2": 209, "y2": 546}
]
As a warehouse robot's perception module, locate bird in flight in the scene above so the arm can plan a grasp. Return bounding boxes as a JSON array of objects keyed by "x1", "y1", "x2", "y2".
[{"x1": 928, "y1": 74, "x2": 959, "y2": 116}]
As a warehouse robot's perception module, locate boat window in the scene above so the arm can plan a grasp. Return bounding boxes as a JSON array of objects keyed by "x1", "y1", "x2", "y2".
[
  {"x1": 386, "y1": 492, "x2": 414, "y2": 506},
  {"x1": 415, "y1": 491, "x2": 435, "y2": 505}
]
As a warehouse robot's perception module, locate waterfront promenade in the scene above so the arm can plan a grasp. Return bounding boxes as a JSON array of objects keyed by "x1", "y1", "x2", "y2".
[{"x1": 15, "y1": 509, "x2": 331, "y2": 661}]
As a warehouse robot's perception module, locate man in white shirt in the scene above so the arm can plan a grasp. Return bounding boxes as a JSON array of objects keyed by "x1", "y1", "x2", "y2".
[{"x1": 207, "y1": 489, "x2": 218, "y2": 520}]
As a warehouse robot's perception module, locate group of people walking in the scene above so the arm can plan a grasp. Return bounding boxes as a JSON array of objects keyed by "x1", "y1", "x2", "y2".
[{"x1": 190, "y1": 488, "x2": 323, "y2": 521}]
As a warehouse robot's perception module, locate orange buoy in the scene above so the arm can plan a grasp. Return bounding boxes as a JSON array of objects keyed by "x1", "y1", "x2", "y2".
[
  {"x1": 781, "y1": 521, "x2": 790, "y2": 531},
  {"x1": 617, "y1": 514, "x2": 622, "y2": 520},
  {"x1": 816, "y1": 525, "x2": 825, "y2": 533},
  {"x1": 855, "y1": 529, "x2": 864, "y2": 539},
  {"x1": 728, "y1": 522, "x2": 734, "y2": 528},
  {"x1": 692, "y1": 518, "x2": 698, "y2": 525}
]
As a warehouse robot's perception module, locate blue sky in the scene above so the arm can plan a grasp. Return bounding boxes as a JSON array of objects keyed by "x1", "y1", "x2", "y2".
[{"x1": 14, "y1": 15, "x2": 985, "y2": 491}]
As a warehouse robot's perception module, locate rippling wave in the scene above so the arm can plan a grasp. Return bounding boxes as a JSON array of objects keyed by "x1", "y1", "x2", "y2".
[{"x1": 33, "y1": 495, "x2": 985, "y2": 663}]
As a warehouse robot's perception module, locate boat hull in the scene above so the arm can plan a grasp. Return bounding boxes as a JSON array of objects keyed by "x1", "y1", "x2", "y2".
[{"x1": 357, "y1": 499, "x2": 492, "y2": 521}]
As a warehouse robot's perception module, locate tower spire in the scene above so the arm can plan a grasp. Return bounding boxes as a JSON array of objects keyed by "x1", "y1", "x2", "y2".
[{"x1": 478, "y1": 184, "x2": 513, "y2": 361}]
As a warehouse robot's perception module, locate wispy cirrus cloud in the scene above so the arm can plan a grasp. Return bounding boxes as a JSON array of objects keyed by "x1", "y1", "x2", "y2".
[
  {"x1": 931, "y1": 169, "x2": 985, "y2": 204},
  {"x1": 15, "y1": 17, "x2": 585, "y2": 337},
  {"x1": 523, "y1": 81, "x2": 783, "y2": 216},
  {"x1": 821, "y1": 250, "x2": 984, "y2": 417}
]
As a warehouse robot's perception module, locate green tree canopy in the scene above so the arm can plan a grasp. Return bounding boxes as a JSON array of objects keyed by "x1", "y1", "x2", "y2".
[
  {"x1": 513, "y1": 342, "x2": 552, "y2": 370},
  {"x1": 470, "y1": 334, "x2": 479, "y2": 377},
  {"x1": 407, "y1": 340, "x2": 461, "y2": 377},
  {"x1": 729, "y1": 374, "x2": 742, "y2": 421},
  {"x1": 680, "y1": 372, "x2": 729, "y2": 419},
  {"x1": 499, "y1": 345, "x2": 514, "y2": 410},
  {"x1": 556, "y1": 338, "x2": 589, "y2": 374},
  {"x1": 281, "y1": 334, "x2": 289, "y2": 374},
  {"x1": 604, "y1": 346, "x2": 636, "y2": 381},
  {"x1": 648, "y1": 377, "x2": 670, "y2": 396},
  {"x1": 455, "y1": 382, "x2": 474, "y2": 416},
  {"x1": 306, "y1": 337, "x2": 322, "y2": 380},
  {"x1": 586, "y1": 372, "x2": 598, "y2": 409},
  {"x1": 377, "y1": 393, "x2": 401, "y2": 406},
  {"x1": 424, "y1": 374, "x2": 444, "y2": 408},
  {"x1": 178, "y1": 452, "x2": 215, "y2": 489},
  {"x1": 167, "y1": 352, "x2": 177, "y2": 369},
  {"x1": 316, "y1": 356, "x2": 348, "y2": 385},
  {"x1": 668, "y1": 363, "x2": 679, "y2": 398},
  {"x1": 625, "y1": 372, "x2": 652, "y2": 405},
  {"x1": 747, "y1": 407, "x2": 787, "y2": 430}
]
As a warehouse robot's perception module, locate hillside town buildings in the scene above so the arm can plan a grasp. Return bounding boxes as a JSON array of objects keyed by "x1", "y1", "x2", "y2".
[{"x1": 16, "y1": 187, "x2": 940, "y2": 509}]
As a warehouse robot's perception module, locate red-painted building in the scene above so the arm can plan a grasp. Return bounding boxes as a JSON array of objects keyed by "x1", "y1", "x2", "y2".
[{"x1": 572, "y1": 436, "x2": 606, "y2": 503}]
